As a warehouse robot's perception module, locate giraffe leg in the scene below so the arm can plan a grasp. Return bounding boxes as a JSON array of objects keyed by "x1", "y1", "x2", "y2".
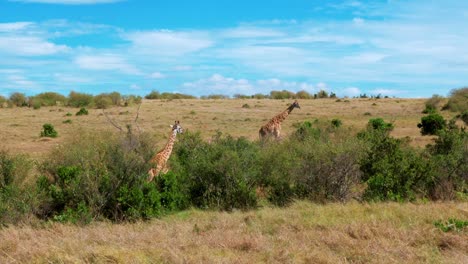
[
  {"x1": 273, "y1": 129, "x2": 280, "y2": 138},
  {"x1": 147, "y1": 164, "x2": 163, "y2": 182},
  {"x1": 161, "y1": 164, "x2": 169, "y2": 174}
]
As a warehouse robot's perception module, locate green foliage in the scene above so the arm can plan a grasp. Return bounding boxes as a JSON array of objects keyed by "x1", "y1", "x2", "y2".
[
  {"x1": 65, "y1": 112, "x2": 72, "y2": 116},
  {"x1": 444, "y1": 87, "x2": 468, "y2": 112},
  {"x1": 173, "y1": 132, "x2": 259, "y2": 210},
  {"x1": 9, "y1": 92, "x2": 27, "y2": 107},
  {"x1": 331, "y1": 119, "x2": 342, "y2": 128},
  {"x1": 201, "y1": 94, "x2": 230, "y2": 99},
  {"x1": 36, "y1": 131, "x2": 168, "y2": 222},
  {"x1": 122, "y1": 95, "x2": 142, "y2": 106},
  {"x1": 367, "y1": 118, "x2": 394, "y2": 132},
  {"x1": 417, "y1": 113, "x2": 446, "y2": 135},
  {"x1": 317, "y1": 90, "x2": 329, "y2": 98},
  {"x1": 0, "y1": 150, "x2": 34, "y2": 225},
  {"x1": 145, "y1": 90, "x2": 196, "y2": 100},
  {"x1": 434, "y1": 218, "x2": 468, "y2": 232},
  {"x1": 427, "y1": 128, "x2": 467, "y2": 199},
  {"x1": 296, "y1": 90, "x2": 312, "y2": 99},
  {"x1": 423, "y1": 94, "x2": 444, "y2": 114},
  {"x1": 68, "y1": 91, "x2": 94, "y2": 107},
  {"x1": 270, "y1": 90, "x2": 295, "y2": 99},
  {"x1": 359, "y1": 129, "x2": 432, "y2": 201},
  {"x1": 30, "y1": 92, "x2": 67, "y2": 107},
  {"x1": 75, "y1": 107, "x2": 89, "y2": 116},
  {"x1": 63, "y1": 119, "x2": 72, "y2": 124},
  {"x1": 40, "y1": 123, "x2": 58, "y2": 138},
  {"x1": 460, "y1": 111, "x2": 468, "y2": 125},
  {"x1": 94, "y1": 94, "x2": 113, "y2": 109}
]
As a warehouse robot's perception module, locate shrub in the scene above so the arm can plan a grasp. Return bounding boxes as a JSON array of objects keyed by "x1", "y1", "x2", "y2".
[
  {"x1": 31, "y1": 92, "x2": 67, "y2": 106},
  {"x1": 76, "y1": 107, "x2": 89, "y2": 116},
  {"x1": 36, "y1": 131, "x2": 176, "y2": 222},
  {"x1": 427, "y1": 128, "x2": 467, "y2": 200},
  {"x1": 317, "y1": 90, "x2": 329, "y2": 98},
  {"x1": 122, "y1": 95, "x2": 142, "y2": 106},
  {"x1": 444, "y1": 87, "x2": 468, "y2": 112},
  {"x1": 242, "y1": 103, "x2": 251, "y2": 109},
  {"x1": 367, "y1": 118, "x2": 394, "y2": 132},
  {"x1": 296, "y1": 90, "x2": 312, "y2": 99},
  {"x1": 417, "y1": 113, "x2": 446, "y2": 135},
  {"x1": 145, "y1": 90, "x2": 161, "y2": 99},
  {"x1": 40, "y1": 124, "x2": 58, "y2": 138},
  {"x1": 172, "y1": 132, "x2": 259, "y2": 210},
  {"x1": 68, "y1": 91, "x2": 93, "y2": 107},
  {"x1": 9, "y1": 92, "x2": 27, "y2": 107},
  {"x1": 434, "y1": 218, "x2": 468, "y2": 232},
  {"x1": 359, "y1": 130, "x2": 432, "y2": 201},
  {"x1": 0, "y1": 95, "x2": 6, "y2": 107},
  {"x1": 0, "y1": 150, "x2": 34, "y2": 225},
  {"x1": 331, "y1": 119, "x2": 342, "y2": 128},
  {"x1": 270, "y1": 90, "x2": 295, "y2": 99},
  {"x1": 94, "y1": 94, "x2": 113, "y2": 109},
  {"x1": 63, "y1": 119, "x2": 72, "y2": 124},
  {"x1": 460, "y1": 111, "x2": 468, "y2": 125}
]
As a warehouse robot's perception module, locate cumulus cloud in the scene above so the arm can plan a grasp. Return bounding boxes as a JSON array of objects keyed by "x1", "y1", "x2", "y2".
[
  {"x1": 341, "y1": 87, "x2": 361, "y2": 97},
  {"x1": 181, "y1": 74, "x2": 320, "y2": 96},
  {"x1": 370, "y1": 88, "x2": 405, "y2": 96}
]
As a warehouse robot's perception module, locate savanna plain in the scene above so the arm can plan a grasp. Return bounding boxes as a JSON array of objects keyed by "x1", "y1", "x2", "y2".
[{"x1": 0, "y1": 98, "x2": 467, "y2": 263}]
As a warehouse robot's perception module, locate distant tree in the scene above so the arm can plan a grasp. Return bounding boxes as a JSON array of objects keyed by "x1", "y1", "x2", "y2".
[
  {"x1": 68, "y1": 91, "x2": 93, "y2": 107},
  {"x1": 317, "y1": 90, "x2": 329, "y2": 98},
  {"x1": 9, "y1": 92, "x2": 27, "y2": 107},
  {"x1": 296, "y1": 90, "x2": 312, "y2": 99},
  {"x1": 444, "y1": 87, "x2": 468, "y2": 112}
]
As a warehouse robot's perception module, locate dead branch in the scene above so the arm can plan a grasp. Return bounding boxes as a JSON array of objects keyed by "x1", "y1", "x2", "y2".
[{"x1": 103, "y1": 109, "x2": 124, "y2": 132}]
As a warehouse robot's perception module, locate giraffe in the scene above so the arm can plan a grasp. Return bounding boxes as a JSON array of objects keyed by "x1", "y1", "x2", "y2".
[
  {"x1": 259, "y1": 100, "x2": 300, "y2": 139},
  {"x1": 147, "y1": 121, "x2": 183, "y2": 182}
]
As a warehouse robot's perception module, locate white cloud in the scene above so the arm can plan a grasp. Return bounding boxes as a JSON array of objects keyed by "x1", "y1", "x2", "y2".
[
  {"x1": 130, "y1": 84, "x2": 141, "y2": 90},
  {"x1": 148, "y1": 72, "x2": 165, "y2": 79},
  {"x1": 0, "y1": 36, "x2": 69, "y2": 56},
  {"x1": 341, "y1": 87, "x2": 361, "y2": 96},
  {"x1": 9, "y1": 0, "x2": 122, "y2": 4},
  {"x1": 124, "y1": 30, "x2": 213, "y2": 56},
  {"x1": 6, "y1": 74, "x2": 38, "y2": 88},
  {"x1": 0, "y1": 22, "x2": 34, "y2": 32},
  {"x1": 221, "y1": 27, "x2": 284, "y2": 38},
  {"x1": 54, "y1": 73, "x2": 92, "y2": 83},
  {"x1": 74, "y1": 54, "x2": 141, "y2": 75},
  {"x1": 181, "y1": 74, "x2": 319, "y2": 96}
]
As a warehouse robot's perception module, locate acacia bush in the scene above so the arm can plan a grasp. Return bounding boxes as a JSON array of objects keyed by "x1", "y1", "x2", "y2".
[
  {"x1": 40, "y1": 123, "x2": 58, "y2": 138},
  {"x1": 417, "y1": 113, "x2": 446, "y2": 135},
  {"x1": 68, "y1": 91, "x2": 93, "y2": 107},
  {"x1": 423, "y1": 94, "x2": 444, "y2": 113},
  {"x1": 172, "y1": 132, "x2": 259, "y2": 210},
  {"x1": 36, "y1": 131, "x2": 188, "y2": 223},
  {"x1": 444, "y1": 87, "x2": 468, "y2": 112},
  {"x1": 0, "y1": 150, "x2": 35, "y2": 225}
]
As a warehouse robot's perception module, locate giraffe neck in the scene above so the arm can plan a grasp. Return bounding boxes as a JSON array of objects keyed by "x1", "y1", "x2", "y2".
[
  {"x1": 274, "y1": 104, "x2": 295, "y2": 122},
  {"x1": 161, "y1": 130, "x2": 177, "y2": 156}
]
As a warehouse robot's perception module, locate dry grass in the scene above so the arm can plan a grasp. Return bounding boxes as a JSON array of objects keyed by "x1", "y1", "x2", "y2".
[
  {"x1": 0, "y1": 201, "x2": 467, "y2": 263},
  {"x1": 0, "y1": 98, "x2": 459, "y2": 159}
]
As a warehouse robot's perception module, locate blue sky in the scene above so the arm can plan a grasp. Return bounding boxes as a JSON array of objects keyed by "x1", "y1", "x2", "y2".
[{"x1": 0, "y1": 0, "x2": 467, "y2": 98}]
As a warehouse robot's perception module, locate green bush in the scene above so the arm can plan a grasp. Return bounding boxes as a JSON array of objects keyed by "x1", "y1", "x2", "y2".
[
  {"x1": 359, "y1": 129, "x2": 432, "y2": 201},
  {"x1": 427, "y1": 128, "x2": 467, "y2": 200},
  {"x1": 31, "y1": 92, "x2": 67, "y2": 106},
  {"x1": 460, "y1": 111, "x2": 468, "y2": 125},
  {"x1": 423, "y1": 95, "x2": 444, "y2": 113},
  {"x1": 331, "y1": 119, "x2": 342, "y2": 128},
  {"x1": 434, "y1": 218, "x2": 468, "y2": 232},
  {"x1": 0, "y1": 150, "x2": 34, "y2": 225},
  {"x1": 296, "y1": 90, "x2": 312, "y2": 99},
  {"x1": 68, "y1": 91, "x2": 93, "y2": 107},
  {"x1": 367, "y1": 118, "x2": 394, "y2": 132},
  {"x1": 172, "y1": 132, "x2": 259, "y2": 210},
  {"x1": 94, "y1": 94, "x2": 113, "y2": 109},
  {"x1": 0, "y1": 95, "x2": 6, "y2": 107},
  {"x1": 40, "y1": 123, "x2": 58, "y2": 138},
  {"x1": 270, "y1": 90, "x2": 295, "y2": 99},
  {"x1": 36, "y1": 131, "x2": 170, "y2": 222},
  {"x1": 76, "y1": 107, "x2": 89, "y2": 116},
  {"x1": 444, "y1": 87, "x2": 468, "y2": 112},
  {"x1": 9, "y1": 92, "x2": 27, "y2": 107},
  {"x1": 417, "y1": 113, "x2": 446, "y2": 135}
]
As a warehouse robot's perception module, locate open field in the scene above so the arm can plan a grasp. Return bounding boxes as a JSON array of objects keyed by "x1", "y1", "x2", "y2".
[
  {"x1": 1, "y1": 201, "x2": 467, "y2": 263},
  {"x1": 0, "y1": 98, "x2": 459, "y2": 158}
]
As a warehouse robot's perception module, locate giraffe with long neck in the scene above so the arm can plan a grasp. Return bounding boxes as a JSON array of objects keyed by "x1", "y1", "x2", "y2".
[
  {"x1": 259, "y1": 100, "x2": 300, "y2": 139},
  {"x1": 147, "y1": 121, "x2": 183, "y2": 182}
]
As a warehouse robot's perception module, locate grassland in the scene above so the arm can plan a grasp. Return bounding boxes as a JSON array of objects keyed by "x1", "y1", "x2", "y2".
[
  {"x1": 0, "y1": 98, "x2": 459, "y2": 158},
  {"x1": 1, "y1": 201, "x2": 467, "y2": 263},
  {"x1": 0, "y1": 98, "x2": 467, "y2": 263}
]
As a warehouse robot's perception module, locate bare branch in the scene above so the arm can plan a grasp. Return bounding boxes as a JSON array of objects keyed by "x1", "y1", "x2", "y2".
[
  {"x1": 133, "y1": 103, "x2": 142, "y2": 133},
  {"x1": 103, "y1": 109, "x2": 123, "y2": 132}
]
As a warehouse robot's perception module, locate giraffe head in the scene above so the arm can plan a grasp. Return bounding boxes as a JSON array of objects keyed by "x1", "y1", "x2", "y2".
[
  {"x1": 170, "y1": 120, "x2": 183, "y2": 134},
  {"x1": 291, "y1": 100, "x2": 301, "y2": 109}
]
